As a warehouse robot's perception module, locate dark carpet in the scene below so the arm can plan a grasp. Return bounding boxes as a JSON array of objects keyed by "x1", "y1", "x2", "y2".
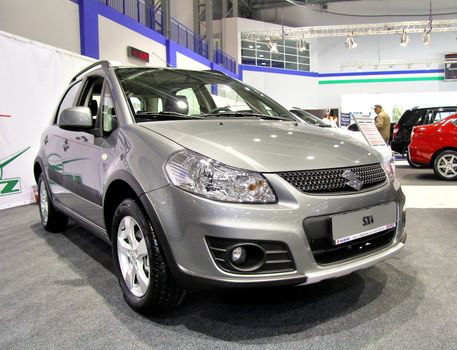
[{"x1": 0, "y1": 205, "x2": 456, "y2": 349}]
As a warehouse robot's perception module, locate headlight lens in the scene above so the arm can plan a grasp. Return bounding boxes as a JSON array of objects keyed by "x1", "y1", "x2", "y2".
[
  {"x1": 165, "y1": 150, "x2": 277, "y2": 203},
  {"x1": 382, "y1": 154, "x2": 396, "y2": 180}
]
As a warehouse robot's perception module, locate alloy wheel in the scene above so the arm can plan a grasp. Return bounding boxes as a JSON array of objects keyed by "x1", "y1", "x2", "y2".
[
  {"x1": 39, "y1": 180, "x2": 49, "y2": 225},
  {"x1": 117, "y1": 216, "x2": 150, "y2": 297},
  {"x1": 436, "y1": 154, "x2": 457, "y2": 178}
]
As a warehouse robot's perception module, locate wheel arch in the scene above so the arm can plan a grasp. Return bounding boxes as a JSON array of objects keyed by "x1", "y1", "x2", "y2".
[
  {"x1": 103, "y1": 171, "x2": 145, "y2": 239},
  {"x1": 431, "y1": 147, "x2": 457, "y2": 167},
  {"x1": 33, "y1": 157, "x2": 44, "y2": 184},
  {"x1": 103, "y1": 171, "x2": 185, "y2": 287}
]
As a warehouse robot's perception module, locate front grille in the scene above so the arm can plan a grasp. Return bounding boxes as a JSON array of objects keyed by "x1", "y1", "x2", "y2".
[
  {"x1": 311, "y1": 228, "x2": 396, "y2": 264},
  {"x1": 303, "y1": 215, "x2": 396, "y2": 264},
  {"x1": 278, "y1": 163, "x2": 387, "y2": 194},
  {"x1": 206, "y1": 237, "x2": 295, "y2": 274}
]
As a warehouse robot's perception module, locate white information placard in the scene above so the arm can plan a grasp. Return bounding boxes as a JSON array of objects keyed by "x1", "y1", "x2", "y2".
[{"x1": 353, "y1": 115, "x2": 391, "y2": 156}]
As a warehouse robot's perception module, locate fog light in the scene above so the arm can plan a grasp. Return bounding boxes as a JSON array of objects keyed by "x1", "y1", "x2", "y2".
[{"x1": 230, "y1": 246, "x2": 246, "y2": 265}]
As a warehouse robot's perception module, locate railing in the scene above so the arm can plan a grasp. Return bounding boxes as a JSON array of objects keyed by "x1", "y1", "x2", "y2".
[
  {"x1": 100, "y1": 0, "x2": 163, "y2": 34},
  {"x1": 98, "y1": 0, "x2": 237, "y2": 73},
  {"x1": 214, "y1": 48, "x2": 237, "y2": 75},
  {"x1": 170, "y1": 18, "x2": 209, "y2": 61}
]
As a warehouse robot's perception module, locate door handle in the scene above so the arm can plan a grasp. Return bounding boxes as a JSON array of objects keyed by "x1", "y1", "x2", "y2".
[
  {"x1": 76, "y1": 135, "x2": 88, "y2": 142},
  {"x1": 62, "y1": 140, "x2": 70, "y2": 152}
]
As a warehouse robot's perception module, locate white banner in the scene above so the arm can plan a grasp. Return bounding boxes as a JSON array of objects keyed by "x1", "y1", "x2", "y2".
[{"x1": 0, "y1": 30, "x2": 94, "y2": 210}]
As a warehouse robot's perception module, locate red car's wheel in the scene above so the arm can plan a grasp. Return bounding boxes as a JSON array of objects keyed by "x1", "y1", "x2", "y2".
[{"x1": 433, "y1": 150, "x2": 457, "y2": 181}]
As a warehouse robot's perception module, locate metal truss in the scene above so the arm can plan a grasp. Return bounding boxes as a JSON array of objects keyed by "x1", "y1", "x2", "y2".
[{"x1": 241, "y1": 19, "x2": 457, "y2": 40}]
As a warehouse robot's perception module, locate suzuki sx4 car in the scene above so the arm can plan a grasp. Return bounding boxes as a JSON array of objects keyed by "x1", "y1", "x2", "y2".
[{"x1": 35, "y1": 62, "x2": 406, "y2": 313}]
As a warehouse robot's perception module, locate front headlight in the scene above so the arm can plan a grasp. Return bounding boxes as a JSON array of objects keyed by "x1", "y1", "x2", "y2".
[
  {"x1": 165, "y1": 150, "x2": 277, "y2": 203},
  {"x1": 382, "y1": 154, "x2": 396, "y2": 180}
]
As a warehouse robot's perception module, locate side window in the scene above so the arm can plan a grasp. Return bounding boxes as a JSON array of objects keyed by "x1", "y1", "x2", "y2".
[
  {"x1": 55, "y1": 81, "x2": 83, "y2": 123},
  {"x1": 78, "y1": 76, "x2": 105, "y2": 126},
  {"x1": 129, "y1": 96, "x2": 144, "y2": 113},
  {"x1": 100, "y1": 83, "x2": 118, "y2": 136},
  {"x1": 420, "y1": 110, "x2": 433, "y2": 125},
  {"x1": 434, "y1": 110, "x2": 456, "y2": 122},
  {"x1": 128, "y1": 95, "x2": 163, "y2": 114}
]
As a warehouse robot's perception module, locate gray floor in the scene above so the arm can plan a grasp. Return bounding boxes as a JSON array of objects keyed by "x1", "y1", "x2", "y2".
[{"x1": 1, "y1": 169, "x2": 456, "y2": 349}]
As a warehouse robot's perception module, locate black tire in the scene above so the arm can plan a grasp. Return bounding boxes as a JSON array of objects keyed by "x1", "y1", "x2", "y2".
[
  {"x1": 37, "y1": 173, "x2": 68, "y2": 232},
  {"x1": 111, "y1": 199, "x2": 186, "y2": 314},
  {"x1": 406, "y1": 148, "x2": 423, "y2": 168},
  {"x1": 433, "y1": 150, "x2": 457, "y2": 181}
]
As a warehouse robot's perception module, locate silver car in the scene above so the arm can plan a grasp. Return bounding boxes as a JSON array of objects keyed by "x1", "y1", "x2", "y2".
[{"x1": 34, "y1": 61, "x2": 406, "y2": 313}]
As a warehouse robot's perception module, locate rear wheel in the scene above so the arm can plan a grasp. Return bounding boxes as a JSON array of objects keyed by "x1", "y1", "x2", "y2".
[
  {"x1": 111, "y1": 199, "x2": 186, "y2": 314},
  {"x1": 433, "y1": 150, "x2": 457, "y2": 181},
  {"x1": 38, "y1": 174, "x2": 68, "y2": 232}
]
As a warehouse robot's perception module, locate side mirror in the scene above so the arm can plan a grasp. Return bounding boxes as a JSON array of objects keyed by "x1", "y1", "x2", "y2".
[{"x1": 58, "y1": 107, "x2": 93, "y2": 131}]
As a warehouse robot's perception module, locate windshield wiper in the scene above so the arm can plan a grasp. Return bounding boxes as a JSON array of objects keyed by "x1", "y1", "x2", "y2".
[
  {"x1": 201, "y1": 111, "x2": 290, "y2": 121},
  {"x1": 135, "y1": 111, "x2": 199, "y2": 121}
]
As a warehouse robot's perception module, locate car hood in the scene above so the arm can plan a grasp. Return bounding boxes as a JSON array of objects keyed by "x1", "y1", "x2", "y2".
[{"x1": 141, "y1": 120, "x2": 381, "y2": 172}]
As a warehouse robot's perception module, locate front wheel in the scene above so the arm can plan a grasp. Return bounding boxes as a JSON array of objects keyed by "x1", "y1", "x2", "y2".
[
  {"x1": 111, "y1": 199, "x2": 186, "y2": 314},
  {"x1": 38, "y1": 174, "x2": 68, "y2": 232},
  {"x1": 433, "y1": 150, "x2": 457, "y2": 181}
]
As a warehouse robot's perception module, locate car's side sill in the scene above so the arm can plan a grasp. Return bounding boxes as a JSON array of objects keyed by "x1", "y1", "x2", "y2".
[{"x1": 53, "y1": 200, "x2": 111, "y2": 244}]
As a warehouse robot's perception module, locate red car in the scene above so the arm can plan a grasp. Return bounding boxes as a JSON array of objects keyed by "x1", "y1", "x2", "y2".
[{"x1": 409, "y1": 113, "x2": 457, "y2": 180}]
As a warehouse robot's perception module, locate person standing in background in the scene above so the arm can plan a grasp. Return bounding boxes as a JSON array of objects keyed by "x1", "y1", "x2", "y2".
[{"x1": 374, "y1": 104, "x2": 391, "y2": 143}]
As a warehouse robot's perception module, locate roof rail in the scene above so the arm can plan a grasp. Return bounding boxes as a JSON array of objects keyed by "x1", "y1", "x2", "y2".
[
  {"x1": 70, "y1": 60, "x2": 112, "y2": 82},
  {"x1": 204, "y1": 69, "x2": 228, "y2": 76}
]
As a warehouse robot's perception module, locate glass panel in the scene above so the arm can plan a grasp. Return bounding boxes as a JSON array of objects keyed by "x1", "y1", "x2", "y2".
[
  {"x1": 256, "y1": 51, "x2": 270, "y2": 59},
  {"x1": 241, "y1": 57, "x2": 256, "y2": 65},
  {"x1": 285, "y1": 54, "x2": 297, "y2": 63},
  {"x1": 298, "y1": 56, "x2": 310, "y2": 64},
  {"x1": 284, "y1": 39, "x2": 296, "y2": 47},
  {"x1": 101, "y1": 84, "x2": 118, "y2": 134},
  {"x1": 256, "y1": 42, "x2": 269, "y2": 51},
  {"x1": 271, "y1": 52, "x2": 284, "y2": 61},
  {"x1": 241, "y1": 48, "x2": 256, "y2": 57},
  {"x1": 285, "y1": 62, "x2": 298, "y2": 70},
  {"x1": 298, "y1": 64, "x2": 310, "y2": 72},
  {"x1": 285, "y1": 47, "x2": 297, "y2": 55},
  {"x1": 271, "y1": 61, "x2": 284, "y2": 68},
  {"x1": 257, "y1": 59, "x2": 270, "y2": 67}
]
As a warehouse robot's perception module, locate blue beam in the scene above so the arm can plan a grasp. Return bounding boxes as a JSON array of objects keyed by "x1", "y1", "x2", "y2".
[{"x1": 79, "y1": 0, "x2": 99, "y2": 59}]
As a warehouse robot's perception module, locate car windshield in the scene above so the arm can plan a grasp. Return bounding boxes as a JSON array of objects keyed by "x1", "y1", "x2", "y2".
[
  {"x1": 290, "y1": 109, "x2": 331, "y2": 127},
  {"x1": 116, "y1": 68, "x2": 295, "y2": 122}
]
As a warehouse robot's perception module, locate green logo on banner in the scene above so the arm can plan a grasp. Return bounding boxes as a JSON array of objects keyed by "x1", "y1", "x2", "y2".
[{"x1": 0, "y1": 147, "x2": 30, "y2": 196}]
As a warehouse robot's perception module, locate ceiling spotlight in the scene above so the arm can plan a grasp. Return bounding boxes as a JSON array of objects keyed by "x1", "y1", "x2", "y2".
[
  {"x1": 400, "y1": 29, "x2": 410, "y2": 47},
  {"x1": 423, "y1": 29, "x2": 431, "y2": 46},
  {"x1": 298, "y1": 39, "x2": 307, "y2": 52},
  {"x1": 267, "y1": 41, "x2": 279, "y2": 53},
  {"x1": 345, "y1": 34, "x2": 357, "y2": 49}
]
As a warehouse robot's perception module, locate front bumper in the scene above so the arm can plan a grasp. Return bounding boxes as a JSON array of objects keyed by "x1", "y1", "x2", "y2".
[{"x1": 145, "y1": 174, "x2": 406, "y2": 288}]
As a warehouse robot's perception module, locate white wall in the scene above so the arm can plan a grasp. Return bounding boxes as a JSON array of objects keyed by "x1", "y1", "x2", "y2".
[
  {"x1": 176, "y1": 52, "x2": 210, "y2": 70},
  {"x1": 0, "y1": 0, "x2": 80, "y2": 53},
  {"x1": 98, "y1": 15, "x2": 167, "y2": 67},
  {"x1": 170, "y1": 0, "x2": 194, "y2": 29},
  {"x1": 0, "y1": 31, "x2": 94, "y2": 209},
  {"x1": 242, "y1": 70, "x2": 319, "y2": 108}
]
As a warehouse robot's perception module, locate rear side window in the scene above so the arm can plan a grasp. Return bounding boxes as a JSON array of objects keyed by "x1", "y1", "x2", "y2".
[
  {"x1": 401, "y1": 110, "x2": 423, "y2": 127},
  {"x1": 55, "y1": 81, "x2": 83, "y2": 123},
  {"x1": 434, "y1": 110, "x2": 457, "y2": 123}
]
